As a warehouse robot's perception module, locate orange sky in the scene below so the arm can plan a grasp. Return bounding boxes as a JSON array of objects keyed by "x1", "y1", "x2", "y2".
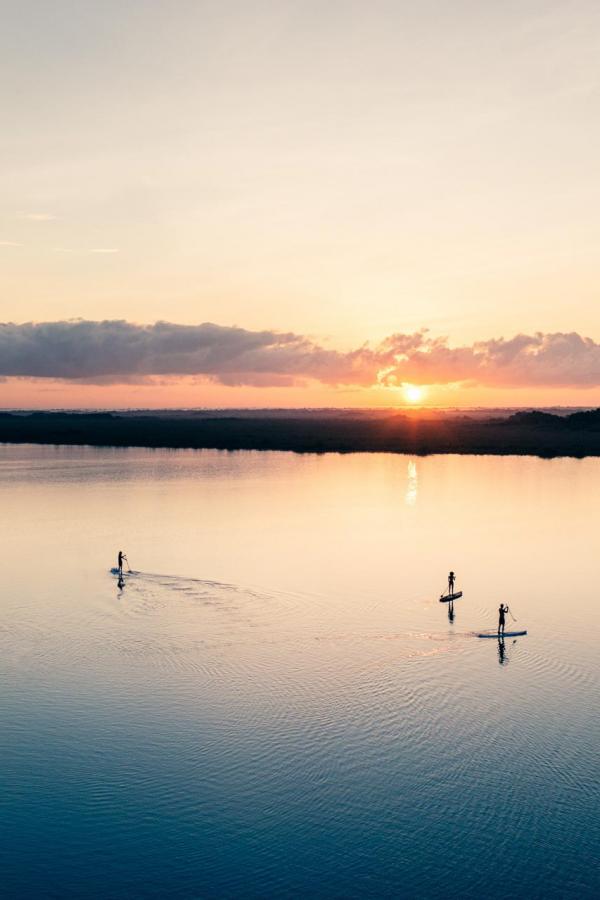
[{"x1": 2, "y1": 2, "x2": 600, "y2": 409}]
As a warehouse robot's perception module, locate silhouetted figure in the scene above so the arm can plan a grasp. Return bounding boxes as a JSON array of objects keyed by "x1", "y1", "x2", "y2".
[
  {"x1": 118, "y1": 550, "x2": 128, "y2": 577},
  {"x1": 498, "y1": 603, "x2": 509, "y2": 635},
  {"x1": 448, "y1": 571, "x2": 456, "y2": 595}
]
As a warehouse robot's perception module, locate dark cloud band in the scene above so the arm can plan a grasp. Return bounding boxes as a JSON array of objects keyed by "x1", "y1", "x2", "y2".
[{"x1": 0, "y1": 320, "x2": 598, "y2": 389}]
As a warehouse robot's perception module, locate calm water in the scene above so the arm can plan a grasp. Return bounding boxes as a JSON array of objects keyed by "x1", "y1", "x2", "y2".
[{"x1": 0, "y1": 445, "x2": 598, "y2": 898}]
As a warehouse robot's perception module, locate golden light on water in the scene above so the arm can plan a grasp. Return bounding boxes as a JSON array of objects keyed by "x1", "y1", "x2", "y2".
[{"x1": 402, "y1": 383, "x2": 426, "y2": 405}]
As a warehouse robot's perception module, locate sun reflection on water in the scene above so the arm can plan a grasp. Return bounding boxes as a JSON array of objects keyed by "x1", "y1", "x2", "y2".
[{"x1": 406, "y1": 460, "x2": 418, "y2": 506}]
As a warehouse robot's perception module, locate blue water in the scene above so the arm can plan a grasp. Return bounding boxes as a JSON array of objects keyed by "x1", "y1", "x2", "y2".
[{"x1": 0, "y1": 445, "x2": 598, "y2": 898}]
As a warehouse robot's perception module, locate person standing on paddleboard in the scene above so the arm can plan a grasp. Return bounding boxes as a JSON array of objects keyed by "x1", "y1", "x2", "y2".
[
  {"x1": 498, "y1": 603, "x2": 509, "y2": 635},
  {"x1": 118, "y1": 550, "x2": 128, "y2": 577},
  {"x1": 448, "y1": 571, "x2": 456, "y2": 596}
]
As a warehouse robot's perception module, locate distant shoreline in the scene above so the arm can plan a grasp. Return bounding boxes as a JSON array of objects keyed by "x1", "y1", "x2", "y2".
[{"x1": 2, "y1": 409, "x2": 600, "y2": 457}]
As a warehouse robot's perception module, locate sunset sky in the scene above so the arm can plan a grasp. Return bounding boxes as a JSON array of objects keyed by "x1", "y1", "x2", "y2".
[{"x1": 2, "y1": 1, "x2": 600, "y2": 408}]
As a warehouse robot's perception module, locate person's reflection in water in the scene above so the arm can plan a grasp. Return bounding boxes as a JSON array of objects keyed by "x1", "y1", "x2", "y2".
[
  {"x1": 497, "y1": 636, "x2": 508, "y2": 665},
  {"x1": 448, "y1": 599, "x2": 455, "y2": 623},
  {"x1": 118, "y1": 575, "x2": 125, "y2": 591}
]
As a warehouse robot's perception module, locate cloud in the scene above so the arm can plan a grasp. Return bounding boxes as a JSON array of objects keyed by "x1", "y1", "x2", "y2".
[
  {"x1": 0, "y1": 320, "x2": 599, "y2": 390},
  {"x1": 0, "y1": 320, "x2": 364, "y2": 386},
  {"x1": 0, "y1": 241, "x2": 22, "y2": 247},
  {"x1": 53, "y1": 248, "x2": 119, "y2": 254},
  {"x1": 377, "y1": 331, "x2": 600, "y2": 389},
  {"x1": 17, "y1": 212, "x2": 56, "y2": 221}
]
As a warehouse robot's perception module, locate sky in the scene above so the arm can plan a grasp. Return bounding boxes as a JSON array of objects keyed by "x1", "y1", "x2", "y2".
[{"x1": 2, "y1": 0, "x2": 600, "y2": 408}]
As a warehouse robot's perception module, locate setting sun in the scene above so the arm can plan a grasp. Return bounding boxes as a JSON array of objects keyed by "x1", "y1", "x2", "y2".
[{"x1": 402, "y1": 383, "x2": 426, "y2": 405}]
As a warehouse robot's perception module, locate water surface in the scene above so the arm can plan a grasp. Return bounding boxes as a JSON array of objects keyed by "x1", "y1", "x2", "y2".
[{"x1": 0, "y1": 445, "x2": 598, "y2": 898}]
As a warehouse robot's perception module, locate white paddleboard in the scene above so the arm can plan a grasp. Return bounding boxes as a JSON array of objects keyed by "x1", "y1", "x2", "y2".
[{"x1": 477, "y1": 630, "x2": 527, "y2": 638}]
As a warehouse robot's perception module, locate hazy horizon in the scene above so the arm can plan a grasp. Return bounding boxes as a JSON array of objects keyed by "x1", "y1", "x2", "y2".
[{"x1": 2, "y1": 402, "x2": 597, "y2": 415}]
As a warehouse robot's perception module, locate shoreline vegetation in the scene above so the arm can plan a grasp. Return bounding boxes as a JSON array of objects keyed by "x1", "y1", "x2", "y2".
[{"x1": 2, "y1": 408, "x2": 600, "y2": 457}]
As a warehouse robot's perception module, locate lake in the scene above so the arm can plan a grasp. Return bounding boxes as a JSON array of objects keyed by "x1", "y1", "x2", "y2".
[{"x1": 0, "y1": 444, "x2": 598, "y2": 898}]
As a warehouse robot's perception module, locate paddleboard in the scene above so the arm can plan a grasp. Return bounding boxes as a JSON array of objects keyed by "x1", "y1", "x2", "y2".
[
  {"x1": 110, "y1": 567, "x2": 134, "y2": 576},
  {"x1": 477, "y1": 630, "x2": 527, "y2": 638},
  {"x1": 439, "y1": 591, "x2": 462, "y2": 603}
]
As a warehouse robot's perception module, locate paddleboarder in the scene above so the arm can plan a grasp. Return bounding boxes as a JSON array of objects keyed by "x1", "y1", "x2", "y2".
[
  {"x1": 448, "y1": 571, "x2": 456, "y2": 596},
  {"x1": 118, "y1": 550, "x2": 128, "y2": 577},
  {"x1": 498, "y1": 603, "x2": 509, "y2": 635}
]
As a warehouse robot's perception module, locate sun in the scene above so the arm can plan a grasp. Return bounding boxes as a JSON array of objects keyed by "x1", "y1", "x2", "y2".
[{"x1": 402, "y1": 383, "x2": 426, "y2": 405}]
